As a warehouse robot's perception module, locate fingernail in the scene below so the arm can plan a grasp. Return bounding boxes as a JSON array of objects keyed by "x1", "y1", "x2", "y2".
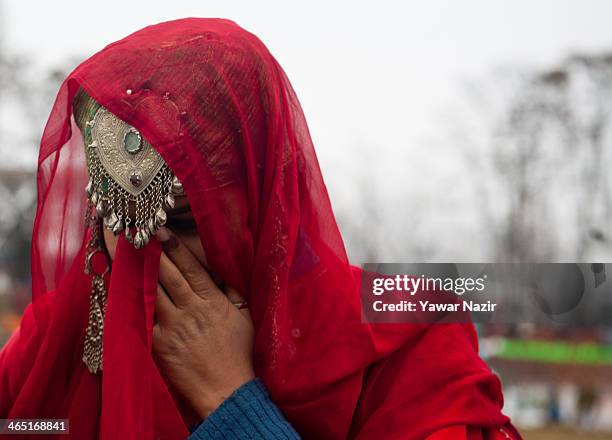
[
  {"x1": 156, "y1": 227, "x2": 171, "y2": 241},
  {"x1": 156, "y1": 227, "x2": 179, "y2": 251}
]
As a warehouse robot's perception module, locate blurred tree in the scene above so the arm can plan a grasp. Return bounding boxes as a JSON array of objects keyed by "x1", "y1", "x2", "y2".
[
  {"x1": 335, "y1": 140, "x2": 435, "y2": 263},
  {"x1": 0, "y1": 2, "x2": 82, "y2": 312},
  {"x1": 457, "y1": 53, "x2": 612, "y2": 263}
]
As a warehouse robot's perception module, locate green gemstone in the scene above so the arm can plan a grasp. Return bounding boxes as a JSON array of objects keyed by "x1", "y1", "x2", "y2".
[
  {"x1": 100, "y1": 177, "x2": 109, "y2": 194},
  {"x1": 84, "y1": 125, "x2": 91, "y2": 141},
  {"x1": 123, "y1": 130, "x2": 142, "y2": 154}
]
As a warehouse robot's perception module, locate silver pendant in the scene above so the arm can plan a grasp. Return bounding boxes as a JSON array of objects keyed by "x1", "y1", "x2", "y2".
[
  {"x1": 90, "y1": 107, "x2": 165, "y2": 197},
  {"x1": 79, "y1": 93, "x2": 183, "y2": 250},
  {"x1": 165, "y1": 193, "x2": 175, "y2": 209}
]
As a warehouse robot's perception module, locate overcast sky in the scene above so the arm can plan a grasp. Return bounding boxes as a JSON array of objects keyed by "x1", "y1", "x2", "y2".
[
  {"x1": 5, "y1": 1, "x2": 612, "y2": 168},
  {"x1": 3, "y1": 0, "x2": 612, "y2": 260}
]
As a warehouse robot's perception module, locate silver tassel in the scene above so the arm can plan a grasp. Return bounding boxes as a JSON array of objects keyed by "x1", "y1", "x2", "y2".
[
  {"x1": 82, "y1": 273, "x2": 106, "y2": 374},
  {"x1": 82, "y1": 202, "x2": 109, "y2": 374},
  {"x1": 134, "y1": 230, "x2": 143, "y2": 249}
]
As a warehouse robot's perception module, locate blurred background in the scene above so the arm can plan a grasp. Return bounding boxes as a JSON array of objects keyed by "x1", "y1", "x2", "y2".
[{"x1": 1, "y1": 1, "x2": 612, "y2": 438}]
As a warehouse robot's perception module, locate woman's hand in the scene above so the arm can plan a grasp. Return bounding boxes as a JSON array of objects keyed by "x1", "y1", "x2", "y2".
[{"x1": 152, "y1": 227, "x2": 255, "y2": 419}]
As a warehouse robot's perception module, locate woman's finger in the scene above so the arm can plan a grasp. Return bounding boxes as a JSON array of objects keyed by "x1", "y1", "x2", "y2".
[
  {"x1": 225, "y1": 287, "x2": 251, "y2": 320},
  {"x1": 159, "y1": 251, "x2": 193, "y2": 307},
  {"x1": 155, "y1": 283, "x2": 175, "y2": 324},
  {"x1": 156, "y1": 227, "x2": 218, "y2": 299}
]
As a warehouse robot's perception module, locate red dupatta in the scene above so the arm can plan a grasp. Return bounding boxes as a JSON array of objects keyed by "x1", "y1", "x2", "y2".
[{"x1": 0, "y1": 18, "x2": 517, "y2": 439}]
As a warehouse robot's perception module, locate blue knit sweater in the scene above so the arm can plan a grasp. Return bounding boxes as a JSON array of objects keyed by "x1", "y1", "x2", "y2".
[{"x1": 188, "y1": 379, "x2": 300, "y2": 439}]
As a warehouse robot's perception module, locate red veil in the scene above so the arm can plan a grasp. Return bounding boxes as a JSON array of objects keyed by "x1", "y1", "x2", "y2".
[{"x1": 0, "y1": 18, "x2": 517, "y2": 439}]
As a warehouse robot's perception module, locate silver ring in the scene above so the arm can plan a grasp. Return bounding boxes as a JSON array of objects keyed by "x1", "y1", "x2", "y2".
[{"x1": 232, "y1": 301, "x2": 249, "y2": 310}]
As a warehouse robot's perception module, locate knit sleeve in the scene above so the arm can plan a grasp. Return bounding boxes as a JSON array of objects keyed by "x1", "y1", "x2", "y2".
[{"x1": 188, "y1": 379, "x2": 300, "y2": 439}]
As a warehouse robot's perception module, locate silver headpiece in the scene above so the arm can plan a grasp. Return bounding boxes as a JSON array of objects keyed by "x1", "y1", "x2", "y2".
[
  {"x1": 75, "y1": 89, "x2": 184, "y2": 249},
  {"x1": 73, "y1": 89, "x2": 184, "y2": 373}
]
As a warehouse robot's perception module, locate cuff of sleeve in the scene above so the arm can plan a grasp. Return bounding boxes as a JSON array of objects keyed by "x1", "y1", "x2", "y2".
[{"x1": 189, "y1": 378, "x2": 299, "y2": 440}]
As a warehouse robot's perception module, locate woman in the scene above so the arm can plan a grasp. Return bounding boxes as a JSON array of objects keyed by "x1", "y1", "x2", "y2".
[{"x1": 0, "y1": 18, "x2": 520, "y2": 439}]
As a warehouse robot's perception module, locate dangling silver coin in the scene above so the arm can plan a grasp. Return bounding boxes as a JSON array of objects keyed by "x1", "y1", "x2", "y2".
[
  {"x1": 155, "y1": 207, "x2": 167, "y2": 227},
  {"x1": 147, "y1": 217, "x2": 157, "y2": 235},
  {"x1": 140, "y1": 228, "x2": 150, "y2": 246},
  {"x1": 134, "y1": 230, "x2": 143, "y2": 249},
  {"x1": 85, "y1": 180, "x2": 94, "y2": 198},
  {"x1": 125, "y1": 227, "x2": 133, "y2": 243},
  {"x1": 96, "y1": 199, "x2": 108, "y2": 218},
  {"x1": 165, "y1": 193, "x2": 176, "y2": 209},
  {"x1": 112, "y1": 219, "x2": 124, "y2": 235},
  {"x1": 103, "y1": 211, "x2": 118, "y2": 229},
  {"x1": 171, "y1": 176, "x2": 184, "y2": 195}
]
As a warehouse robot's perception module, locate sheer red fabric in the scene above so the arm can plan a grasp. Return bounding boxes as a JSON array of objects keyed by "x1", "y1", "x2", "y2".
[{"x1": 0, "y1": 18, "x2": 518, "y2": 439}]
